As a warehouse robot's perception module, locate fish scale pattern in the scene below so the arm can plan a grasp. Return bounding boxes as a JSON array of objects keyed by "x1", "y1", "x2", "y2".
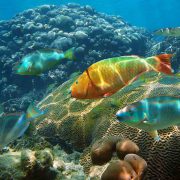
[{"x1": 36, "y1": 72, "x2": 180, "y2": 178}]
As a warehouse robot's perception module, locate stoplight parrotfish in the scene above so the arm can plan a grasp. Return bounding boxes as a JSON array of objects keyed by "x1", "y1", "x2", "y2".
[
  {"x1": 13, "y1": 48, "x2": 75, "y2": 75},
  {"x1": 154, "y1": 27, "x2": 180, "y2": 37},
  {"x1": 0, "y1": 103, "x2": 47, "y2": 148},
  {"x1": 116, "y1": 96, "x2": 180, "y2": 141},
  {"x1": 70, "y1": 54, "x2": 173, "y2": 99}
]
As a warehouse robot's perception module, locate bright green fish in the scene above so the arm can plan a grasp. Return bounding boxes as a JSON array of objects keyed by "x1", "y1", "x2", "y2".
[
  {"x1": 0, "y1": 103, "x2": 47, "y2": 148},
  {"x1": 154, "y1": 27, "x2": 180, "y2": 37},
  {"x1": 116, "y1": 96, "x2": 180, "y2": 141},
  {"x1": 13, "y1": 48, "x2": 75, "y2": 75}
]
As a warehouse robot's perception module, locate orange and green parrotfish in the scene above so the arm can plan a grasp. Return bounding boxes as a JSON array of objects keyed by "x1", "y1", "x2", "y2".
[
  {"x1": 13, "y1": 48, "x2": 75, "y2": 76},
  {"x1": 70, "y1": 54, "x2": 173, "y2": 99}
]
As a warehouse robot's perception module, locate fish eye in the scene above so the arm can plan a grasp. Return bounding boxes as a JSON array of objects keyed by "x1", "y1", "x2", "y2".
[
  {"x1": 129, "y1": 108, "x2": 135, "y2": 115},
  {"x1": 76, "y1": 81, "x2": 78, "y2": 84}
]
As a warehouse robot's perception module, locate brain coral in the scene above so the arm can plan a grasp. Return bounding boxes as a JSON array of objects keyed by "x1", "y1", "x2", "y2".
[{"x1": 37, "y1": 72, "x2": 180, "y2": 179}]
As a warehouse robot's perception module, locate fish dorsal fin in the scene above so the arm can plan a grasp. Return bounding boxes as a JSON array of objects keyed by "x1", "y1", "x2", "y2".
[
  {"x1": 155, "y1": 54, "x2": 173, "y2": 74},
  {"x1": 113, "y1": 55, "x2": 142, "y2": 62}
]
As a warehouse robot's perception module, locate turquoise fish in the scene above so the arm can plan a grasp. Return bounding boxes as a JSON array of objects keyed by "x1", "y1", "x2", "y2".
[
  {"x1": 116, "y1": 96, "x2": 180, "y2": 141},
  {"x1": 13, "y1": 48, "x2": 75, "y2": 75},
  {"x1": 0, "y1": 104, "x2": 47, "y2": 148}
]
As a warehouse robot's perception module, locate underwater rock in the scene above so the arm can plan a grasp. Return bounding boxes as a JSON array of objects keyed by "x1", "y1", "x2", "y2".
[{"x1": 0, "y1": 4, "x2": 151, "y2": 111}]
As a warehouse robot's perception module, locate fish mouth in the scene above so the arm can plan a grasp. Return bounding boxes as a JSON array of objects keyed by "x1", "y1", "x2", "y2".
[
  {"x1": 116, "y1": 109, "x2": 122, "y2": 116},
  {"x1": 116, "y1": 109, "x2": 126, "y2": 122},
  {"x1": 116, "y1": 106, "x2": 129, "y2": 122}
]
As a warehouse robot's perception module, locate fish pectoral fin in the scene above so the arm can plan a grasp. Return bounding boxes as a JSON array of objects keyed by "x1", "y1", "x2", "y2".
[
  {"x1": 148, "y1": 130, "x2": 161, "y2": 141},
  {"x1": 136, "y1": 71, "x2": 161, "y2": 84}
]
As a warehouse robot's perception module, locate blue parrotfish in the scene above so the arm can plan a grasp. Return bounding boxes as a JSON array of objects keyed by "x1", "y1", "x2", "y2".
[
  {"x1": 0, "y1": 104, "x2": 47, "y2": 148},
  {"x1": 13, "y1": 48, "x2": 75, "y2": 75},
  {"x1": 116, "y1": 96, "x2": 180, "y2": 141}
]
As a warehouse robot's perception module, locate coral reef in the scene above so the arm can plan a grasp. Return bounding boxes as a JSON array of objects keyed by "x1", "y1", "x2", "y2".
[
  {"x1": 0, "y1": 3, "x2": 179, "y2": 180},
  {"x1": 36, "y1": 72, "x2": 180, "y2": 179},
  {"x1": 0, "y1": 4, "x2": 152, "y2": 111},
  {"x1": 0, "y1": 146, "x2": 85, "y2": 180}
]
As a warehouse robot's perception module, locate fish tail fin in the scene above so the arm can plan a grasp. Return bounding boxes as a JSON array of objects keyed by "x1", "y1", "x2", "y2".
[
  {"x1": 26, "y1": 103, "x2": 48, "y2": 121},
  {"x1": 147, "y1": 54, "x2": 173, "y2": 75},
  {"x1": 155, "y1": 54, "x2": 173, "y2": 74},
  {"x1": 64, "y1": 48, "x2": 76, "y2": 60}
]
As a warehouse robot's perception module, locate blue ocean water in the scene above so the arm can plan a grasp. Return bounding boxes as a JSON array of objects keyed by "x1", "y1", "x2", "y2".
[{"x1": 0, "y1": 0, "x2": 179, "y2": 30}]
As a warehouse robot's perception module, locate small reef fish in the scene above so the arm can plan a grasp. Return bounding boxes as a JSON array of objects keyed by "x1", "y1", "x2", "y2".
[
  {"x1": 116, "y1": 96, "x2": 180, "y2": 141},
  {"x1": 70, "y1": 54, "x2": 173, "y2": 99},
  {"x1": 154, "y1": 27, "x2": 180, "y2": 37},
  {"x1": 13, "y1": 48, "x2": 75, "y2": 75},
  {"x1": 0, "y1": 104, "x2": 47, "y2": 148}
]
